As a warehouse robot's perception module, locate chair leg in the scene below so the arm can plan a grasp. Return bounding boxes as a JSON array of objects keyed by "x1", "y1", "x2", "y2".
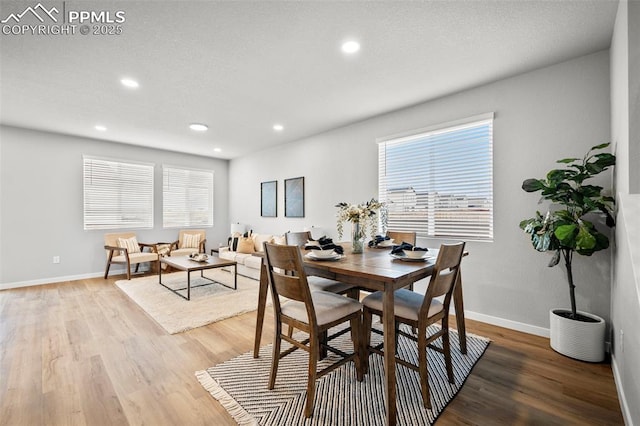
[
  {"x1": 125, "y1": 257, "x2": 131, "y2": 280},
  {"x1": 418, "y1": 326, "x2": 431, "y2": 408},
  {"x1": 319, "y1": 330, "x2": 328, "y2": 359},
  {"x1": 362, "y1": 307, "x2": 373, "y2": 374},
  {"x1": 407, "y1": 283, "x2": 416, "y2": 334},
  {"x1": 268, "y1": 321, "x2": 282, "y2": 390},
  {"x1": 305, "y1": 333, "x2": 319, "y2": 418},
  {"x1": 346, "y1": 287, "x2": 360, "y2": 300},
  {"x1": 104, "y1": 251, "x2": 115, "y2": 279},
  {"x1": 350, "y1": 315, "x2": 364, "y2": 381},
  {"x1": 442, "y1": 318, "x2": 454, "y2": 384}
]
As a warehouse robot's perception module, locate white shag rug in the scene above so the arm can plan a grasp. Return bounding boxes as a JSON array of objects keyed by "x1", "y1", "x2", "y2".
[{"x1": 115, "y1": 269, "x2": 263, "y2": 334}]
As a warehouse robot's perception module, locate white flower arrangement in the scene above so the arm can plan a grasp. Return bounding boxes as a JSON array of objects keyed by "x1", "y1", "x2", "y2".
[{"x1": 335, "y1": 198, "x2": 385, "y2": 240}]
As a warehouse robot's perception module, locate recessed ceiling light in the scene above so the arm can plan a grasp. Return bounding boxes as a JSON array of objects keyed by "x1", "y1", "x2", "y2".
[
  {"x1": 213, "y1": 148, "x2": 222, "y2": 153},
  {"x1": 120, "y1": 78, "x2": 139, "y2": 88},
  {"x1": 273, "y1": 124, "x2": 284, "y2": 131},
  {"x1": 189, "y1": 123, "x2": 208, "y2": 132},
  {"x1": 341, "y1": 40, "x2": 360, "y2": 54},
  {"x1": 94, "y1": 125, "x2": 107, "y2": 131}
]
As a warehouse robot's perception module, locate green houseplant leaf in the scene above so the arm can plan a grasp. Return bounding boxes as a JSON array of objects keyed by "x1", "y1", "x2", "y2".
[{"x1": 519, "y1": 143, "x2": 615, "y2": 319}]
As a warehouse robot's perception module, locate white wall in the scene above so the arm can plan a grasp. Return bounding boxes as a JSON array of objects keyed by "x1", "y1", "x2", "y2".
[
  {"x1": 230, "y1": 51, "x2": 612, "y2": 334},
  {"x1": 611, "y1": 0, "x2": 630, "y2": 196},
  {"x1": 610, "y1": 1, "x2": 640, "y2": 424},
  {"x1": 0, "y1": 126, "x2": 230, "y2": 287}
]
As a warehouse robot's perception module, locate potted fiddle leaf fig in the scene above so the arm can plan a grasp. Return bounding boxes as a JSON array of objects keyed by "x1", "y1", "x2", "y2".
[{"x1": 519, "y1": 143, "x2": 615, "y2": 362}]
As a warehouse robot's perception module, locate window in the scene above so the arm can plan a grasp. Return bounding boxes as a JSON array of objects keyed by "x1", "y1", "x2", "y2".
[
  {"x1": 163, "y1": 165, "x2": 214, "y2": 228},
  {"x1": 378, "y1": 114, "x2": 493, "y2": 241},
  {"x1": 83, "y1": 156, "x2": 154, "y2": 230}
]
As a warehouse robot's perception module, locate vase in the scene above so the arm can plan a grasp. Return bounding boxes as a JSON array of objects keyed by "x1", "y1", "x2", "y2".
[{"x1": 351, "y1": 222, "x2": 365, "y2": 254}]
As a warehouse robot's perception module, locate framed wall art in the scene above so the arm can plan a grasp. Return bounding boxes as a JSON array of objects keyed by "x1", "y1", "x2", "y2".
[
  {"x1": 284, "y1": 177, "x2": 305, "y2": 218},
  {"x1": 261, "y1": 180, "x2": 277, "y2": 217}
]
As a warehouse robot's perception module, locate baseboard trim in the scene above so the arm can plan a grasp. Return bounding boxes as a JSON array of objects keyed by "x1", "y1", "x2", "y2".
[
  {"x1": 464, "y1": 310, "x2": 550, "y2": 337},
  {"x1": 1, "y1": 271, "x2": 106, "y2": 290},
  {"x1": 611, "y1": 355, "x2": 633, "y2": 426}
]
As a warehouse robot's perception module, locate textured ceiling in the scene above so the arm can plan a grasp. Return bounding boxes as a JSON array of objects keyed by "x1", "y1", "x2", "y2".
[{"x1": 0, "y1": 0, "x2": 619, "y2": 159}]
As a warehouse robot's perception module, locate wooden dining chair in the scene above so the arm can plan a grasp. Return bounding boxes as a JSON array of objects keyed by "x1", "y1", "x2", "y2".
[
  {"x1": 362, "y1": 241, "x2": 465, "y2": 408},
  {"x1": 263, "y1": 243, "x2": 364, "y2": 418},
  {"x1": 284, "y1": 231, "x2": 358, "y2": 298},
  {"x1": 386, "y1": 230, "x2": 417, "y2": 246},
  {"x1": 386, "y1": 230, "x2": 418, "y2": 291}
]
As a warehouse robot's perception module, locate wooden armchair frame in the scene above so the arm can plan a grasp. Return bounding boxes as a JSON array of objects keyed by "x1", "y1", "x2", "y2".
[
  {"x1": 167, "y1": 229, "x2": 207, "y2": 257},
  {"x1": 104, "y1": 232, "x2": 159, "y2": 280}
]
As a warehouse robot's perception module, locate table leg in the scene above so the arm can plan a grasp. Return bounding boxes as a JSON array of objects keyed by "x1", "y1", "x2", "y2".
[
  {"x1": 187, "y1": 270, "x2": 191, "y2": 301},
  {"x1": 253, "y1": 263, "x2": 269, "y2": 358},
  {"x1": 453, "y1": 270, "x2": 467, "y2": 354},
  {"x1": 382, "y1": 287, "x2": 397, "y2": 426}
]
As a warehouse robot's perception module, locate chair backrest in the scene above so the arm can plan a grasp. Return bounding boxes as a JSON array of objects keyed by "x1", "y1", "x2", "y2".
[
  {"x1": 420, "y1": 242, "x2": 465, "y2": 318},
  {"x1": 284, "y1": 231, "x2": 312, "y2": 247},
  {"x1": 104, "y1": 232, "x2": 137, "y2": 257},
  {"x1": 178, "y1": 229, "x2": 206, "y2": 250},
  {"x1": 264, "y1": 242, "x2": 317, "y2": 324},
  {"x1": 386, "y1": 230, "x2": 417, "y2": 246}
]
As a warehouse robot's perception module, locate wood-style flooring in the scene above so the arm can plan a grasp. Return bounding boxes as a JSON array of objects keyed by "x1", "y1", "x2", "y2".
[{"x1": 0, "y1": 274, "x2": 624, "y2": 425}]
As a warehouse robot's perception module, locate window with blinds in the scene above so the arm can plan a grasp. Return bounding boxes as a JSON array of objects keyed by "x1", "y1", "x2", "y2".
[
  {"x1": 378, "y1": 114, "x2": 494, "y2": 241},
  {"x1": 83, "y1": 156, "x2": 154, "y2": 230},
  {"x1": 163, "y1": 165, "x2": 214, "y2": 228}
]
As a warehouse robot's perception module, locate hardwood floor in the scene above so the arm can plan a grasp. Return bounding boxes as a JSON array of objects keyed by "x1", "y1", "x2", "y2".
[{"x1": 0, "y1": 275, "x2": 623, "y2": 425}]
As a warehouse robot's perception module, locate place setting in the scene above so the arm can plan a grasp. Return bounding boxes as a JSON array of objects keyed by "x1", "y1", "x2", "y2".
[
  {"x1": 368, "y1": 234, "x2": 396, "y2": 249},
  {"x1": 304, "y1": 236, "x2": 345, "y2": 261},
  {"x1": 389, "y1": 242, "x2": 434, "y2": 262}
]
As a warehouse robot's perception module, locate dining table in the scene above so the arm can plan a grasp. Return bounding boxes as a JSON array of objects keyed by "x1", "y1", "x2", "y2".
[{"x1": 252, "y1": 243, "x2": 468, "y2": 426}]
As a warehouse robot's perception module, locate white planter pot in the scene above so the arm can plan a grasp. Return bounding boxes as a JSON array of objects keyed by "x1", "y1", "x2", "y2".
[{"x1": 549, "y1": 309, "x2": 606, "y2": 362}]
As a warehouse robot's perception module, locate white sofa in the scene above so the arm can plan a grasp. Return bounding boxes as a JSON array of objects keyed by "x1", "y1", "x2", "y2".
[{"x1": 218, "y1": 233, "x2": 284, "y2": 280}]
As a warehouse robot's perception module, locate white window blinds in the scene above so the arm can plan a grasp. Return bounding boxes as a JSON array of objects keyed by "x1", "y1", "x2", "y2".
[
  {"x1": 163, "y1": 165, "x2": 214, "y2": 228},
  {"x1": 83, "y1": 156, "x2": 154, "y2": 230},
  {"x1": 378, "y1": 114, "x2": 494, "y2": 241}
]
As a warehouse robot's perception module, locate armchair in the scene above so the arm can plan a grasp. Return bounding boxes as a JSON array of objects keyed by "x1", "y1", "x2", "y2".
[
  {"x1": 104, "y1": 232, "x2": 159, "y2": 280},
  {"x1": 169, "y1": 229, "x2": 207, "y2": 257}
]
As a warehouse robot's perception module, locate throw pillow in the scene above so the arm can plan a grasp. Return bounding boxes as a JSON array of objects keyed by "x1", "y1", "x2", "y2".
[
  {"x1": 272, "y1": 235, "x2": 286, "y2": 245},
  {"x1": 236, "y1": 236, "x2": 255, "y2": 254},
  {"x1": 228, "y1": 232, "x2": 242, "y2": 251},
  {"x1": 181, "y1": 233, "x2": 201, "y2": 249},
  {"x1": 117, "y1": 236, "x2": 140, "y2": 253},
  {"x1": 253, "y1": 234, "x2": 273, "y2": 252}
]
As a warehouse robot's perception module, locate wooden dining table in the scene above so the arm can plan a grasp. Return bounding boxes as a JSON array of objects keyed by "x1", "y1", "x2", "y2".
[{"x1": 252, "y1": 243, "x2": 468, "y2": 426}]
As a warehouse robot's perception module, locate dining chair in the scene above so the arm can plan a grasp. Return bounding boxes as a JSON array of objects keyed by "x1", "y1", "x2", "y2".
[
  {"x1": 386, "y1": 230, "x2": 417, "y2": 246},
  {"x1": 103, "y1": 232, "x2": 159, "y2": 280},
  {"x1": 263, "y1": 242, "x2": 364, "y2": 418},
  {"x1": 386, "y1": 230, "x2": 418, "y2": 292},
  {"x1": 362, "y1": 241, "x2": 465, "y2": 408},
  {"x1": 284, "y1": 231, "x2": 358, "y2": 299}
]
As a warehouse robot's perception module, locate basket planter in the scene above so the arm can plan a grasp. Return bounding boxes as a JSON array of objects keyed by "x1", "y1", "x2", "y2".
[{"x1": 549, "y1": 309, "x2": 606, "y2": 362}]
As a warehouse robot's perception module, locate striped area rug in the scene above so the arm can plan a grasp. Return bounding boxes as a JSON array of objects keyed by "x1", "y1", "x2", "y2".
[{"x1": 196, "y1": 323, "x2": 490, "y2": 425}]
